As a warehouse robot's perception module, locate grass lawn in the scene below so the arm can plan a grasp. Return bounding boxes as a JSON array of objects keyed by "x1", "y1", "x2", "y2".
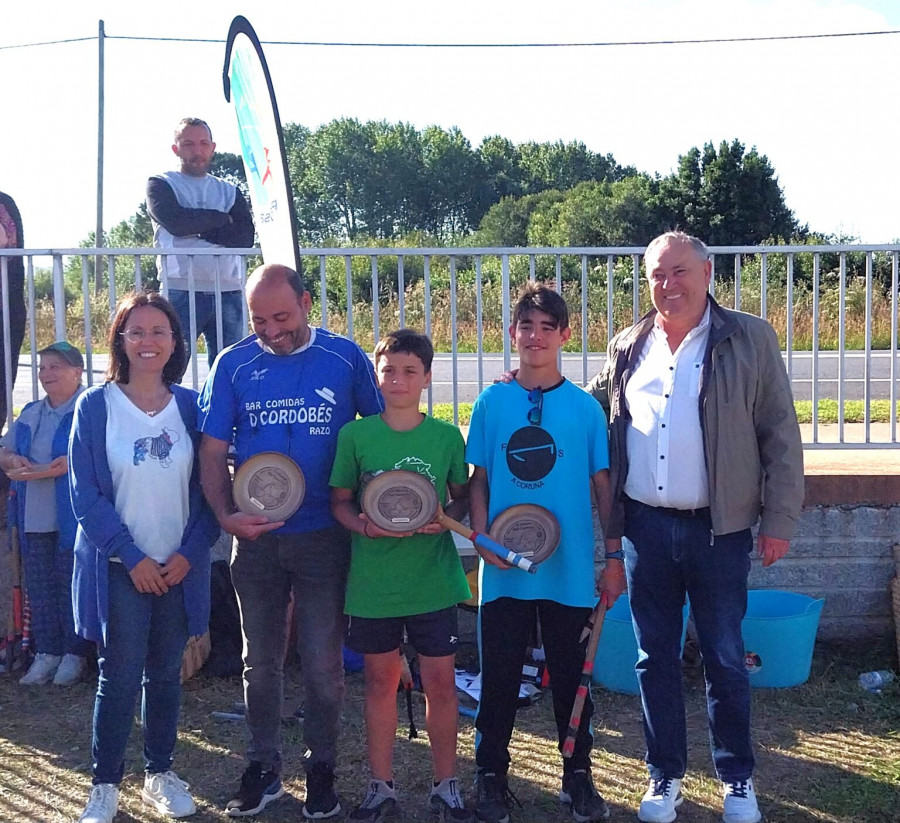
[
  {"x1": 428, "y1": 400, "x2": 900, "y2": 428},
  {"x1": 0, "y1": 636, "x2": 897, "y2": 822}
]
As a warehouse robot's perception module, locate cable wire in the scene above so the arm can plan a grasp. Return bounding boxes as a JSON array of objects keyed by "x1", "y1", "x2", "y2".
[
  {"x1": 107, "y1": 29, "x2": 900, "y2": 47},
  {"x1": 0, "y1": 36, "x2": 95, "y2": 51},
  {"x1": 3, "y1": 28, "x2": 900, "y2": 51}
]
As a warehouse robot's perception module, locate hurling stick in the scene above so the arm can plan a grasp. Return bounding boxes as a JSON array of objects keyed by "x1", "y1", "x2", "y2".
[
  {"x1": 10, "y1": 519, "x2": 24, "y2": 665},
  {"x1": 562, "y1": 602, "x2": 607, "y2": 758},
  {"x1": 5, "y1": 602, "x2": 14, "y2": 674},
  {"x1": 436, "y1": 512, "x2": 536, "y2": 574}
]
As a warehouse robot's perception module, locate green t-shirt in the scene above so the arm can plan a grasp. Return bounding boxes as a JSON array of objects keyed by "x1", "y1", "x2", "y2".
[{"x1": 329, "y1": 413, "x2": 471, "y2": 618}]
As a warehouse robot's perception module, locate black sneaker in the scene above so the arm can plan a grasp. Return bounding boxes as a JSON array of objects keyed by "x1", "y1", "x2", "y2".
[
  {"x1": 350, "y1": 779, "x2": 401, "y2": 820},
  {"x1": 559, "y1": 770, "x2": 610, "y2": 822},
  {"x1": 474, "y1": 772, "x2": 519, "y2": 823},
  {"x1": 430, "y1": 777, "x2": 474, "y2": 822},
  {"x1": 303, "y1": 762, "x2": 341, "y2": 819},
  {"x1": 226, "y1": 762, "x2": 285, "y2": 817}
]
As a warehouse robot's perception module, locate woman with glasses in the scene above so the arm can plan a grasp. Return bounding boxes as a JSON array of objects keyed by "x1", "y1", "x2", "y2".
[{"x1": 70, "y1": 292, "x2": 217, "y2": 823}]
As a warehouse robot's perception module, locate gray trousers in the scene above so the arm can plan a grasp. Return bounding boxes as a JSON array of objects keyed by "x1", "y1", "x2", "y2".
[{"x1": 231, "y1": 526, "x2": 351, "y2": 773}]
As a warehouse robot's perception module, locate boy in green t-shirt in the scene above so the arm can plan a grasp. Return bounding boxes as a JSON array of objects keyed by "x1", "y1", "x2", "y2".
[{"x1": 330, "y1": 329, "x2": 473, "y2": 822}]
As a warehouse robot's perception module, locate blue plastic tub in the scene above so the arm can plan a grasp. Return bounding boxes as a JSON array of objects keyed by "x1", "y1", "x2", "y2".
[
  {"x1": 741, "y1": 590, "x2": 824, "y2": 688},
  {"x1": 342, "y1": 645, "x2": 364, "y2": 673},
  {"x1": 592, "y1": 596, "x2": 690, "y2": 695}
]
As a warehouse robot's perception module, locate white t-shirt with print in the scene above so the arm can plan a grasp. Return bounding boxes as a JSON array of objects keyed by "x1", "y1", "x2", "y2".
[{"x1": 105, "y1": 383, "x2": 192, "y2": 564}]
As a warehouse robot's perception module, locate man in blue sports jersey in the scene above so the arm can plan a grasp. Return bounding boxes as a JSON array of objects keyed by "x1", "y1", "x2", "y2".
[{"x1": 199, "y1": 263, "x2": 383, "y2": 819}]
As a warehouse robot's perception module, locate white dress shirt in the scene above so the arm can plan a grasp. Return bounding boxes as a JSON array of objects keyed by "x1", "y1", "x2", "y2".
[{"x1": 623, "y1": 305, "x2": 711, "y2": 510}]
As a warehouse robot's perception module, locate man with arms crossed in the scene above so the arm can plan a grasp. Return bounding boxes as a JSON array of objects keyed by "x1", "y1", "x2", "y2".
[
  {"x1": 589, "y1": 231, "x2": 803, "y2": 823},
  {"x1": 199, "y1": 264, "x2": 383, "y2": 819},
  {"x1": 147, "y1": 117, "x2": 254, "y2": 366}
]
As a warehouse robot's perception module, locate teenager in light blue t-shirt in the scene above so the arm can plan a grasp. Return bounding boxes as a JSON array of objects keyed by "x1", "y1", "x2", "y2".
[{"x1": 466, "y1": 284, "x2": 626, "y2": 823}]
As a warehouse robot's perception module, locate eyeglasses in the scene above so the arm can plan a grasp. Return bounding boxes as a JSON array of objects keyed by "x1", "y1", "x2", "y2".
[
  {"x1": 527, "y1": 386, "x2": 543, "y2": 426},
  {"x1": 120, "y1": 328, "x2": 174, "y2": 343}
]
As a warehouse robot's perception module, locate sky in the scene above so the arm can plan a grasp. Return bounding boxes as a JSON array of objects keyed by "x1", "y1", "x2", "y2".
[{"x1": 2, "y1": 0, "x2": 899, "y2": 250}]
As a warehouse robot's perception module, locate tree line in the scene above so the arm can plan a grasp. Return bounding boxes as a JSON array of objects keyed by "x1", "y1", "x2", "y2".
[
  {"x1": 75, "y1": 118, "x2": 900, "y2": 302},
  {"x1": 103, "y1": 119, "x2": 804, "y2": 253}
]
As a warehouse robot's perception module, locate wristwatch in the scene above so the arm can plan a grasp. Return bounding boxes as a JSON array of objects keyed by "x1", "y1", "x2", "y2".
[{"x1": 604, "y1": 550, "x2": 625, "y2": 561}]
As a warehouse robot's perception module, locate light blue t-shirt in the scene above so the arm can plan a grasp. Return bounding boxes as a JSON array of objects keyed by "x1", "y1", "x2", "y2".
[
  {"x1": 198, "y1": 328, "x2": 383, "y2": 533},
  {"x1": 465, "y1": 378, "x2": 609, "y2": 607},
  {"x1": 0, "y1": 388, "x2": 82, "y2": 533}
]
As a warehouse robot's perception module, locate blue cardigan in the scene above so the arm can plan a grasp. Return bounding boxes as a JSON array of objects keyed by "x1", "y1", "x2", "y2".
[
  {"x1": 69, "y1": 383, "x2": 217, "y2": 644},
  {"x1": 8, "y1": 393, "x2": 80, "y2": 549}
]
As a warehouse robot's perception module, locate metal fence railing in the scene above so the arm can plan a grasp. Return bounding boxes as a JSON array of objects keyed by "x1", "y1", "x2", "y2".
[{"x1": 1, "y1": 244, "x2": 898, "y2": 448}]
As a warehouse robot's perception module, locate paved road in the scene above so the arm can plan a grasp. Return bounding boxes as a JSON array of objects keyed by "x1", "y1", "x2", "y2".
[{"x1": 9, "y1": 350, "x2": 898, "y2": 409}]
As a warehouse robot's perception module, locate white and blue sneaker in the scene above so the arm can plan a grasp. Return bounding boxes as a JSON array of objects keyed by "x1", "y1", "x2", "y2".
[
  {"x1": 722, "y1": 778, "x2": 761, "y2": 823},
  {"x1": 638, "y1": 777, "x2": 683, "y2": 823}
]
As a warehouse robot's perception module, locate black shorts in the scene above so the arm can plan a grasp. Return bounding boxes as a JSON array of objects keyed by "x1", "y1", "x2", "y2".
[{"x1": 345, "y1": 606, "x2": 459, "y2": 657}]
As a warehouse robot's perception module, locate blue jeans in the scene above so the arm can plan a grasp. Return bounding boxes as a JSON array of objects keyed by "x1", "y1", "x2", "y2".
[
  {"x1": 169, "y1": 289, "x2": 245, "y2": 366},
  {"x1": 91, "y1": 562, "x2": 188, "y2": 785},
  {"x1": 231, "y1": 526, "x2": 351, "y2": 774},
  {"x1": 22, "y1": 532, "x2": 92, "y2": 657},
  {"x1": 623, "y1": 498, "x2": 754, "y2": 782}
]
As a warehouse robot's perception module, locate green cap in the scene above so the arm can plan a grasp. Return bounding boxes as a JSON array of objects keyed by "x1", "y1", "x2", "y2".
[{"x1": 38, "y1": 341, "x2": 84, "y2": 369}]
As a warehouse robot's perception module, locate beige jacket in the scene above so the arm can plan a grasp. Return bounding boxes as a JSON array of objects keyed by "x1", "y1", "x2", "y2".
[{"x1": 588, "y1": 296, "x2": 804, "y2": 541}]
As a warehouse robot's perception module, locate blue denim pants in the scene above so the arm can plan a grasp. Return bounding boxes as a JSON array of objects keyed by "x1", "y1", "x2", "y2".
[
  {"x1": 623, "y1": 497, "x2": 754, "y2": 782},
  {"x1": 91, "y1": 562, "x2": 189, "y2": 785},
  {"x1": 231, "y1": 526, "x2": 351, "y2": 774},
  {"x1": 169, "y1": 289, "x2": 245, "y2": 366},
  {"x1": 22, "y1": 532, "x2": 92, "y2": 657}
]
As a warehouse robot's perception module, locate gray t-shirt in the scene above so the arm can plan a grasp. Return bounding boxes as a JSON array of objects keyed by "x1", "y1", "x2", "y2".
[{"x1": 152, "y1": 171, "x2": 243, "y2": 290}]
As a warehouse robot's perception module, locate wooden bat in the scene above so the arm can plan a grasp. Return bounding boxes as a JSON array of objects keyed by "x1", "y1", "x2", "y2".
[
  {"x1": 562, "y1": 601, "x2": 607, "y2": 758},
  {"x1": 435, "y1": 512, "x2": 536, "y2": 574}
]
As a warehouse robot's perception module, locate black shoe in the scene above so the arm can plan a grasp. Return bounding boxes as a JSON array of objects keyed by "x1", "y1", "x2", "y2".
[
  {"x1": 350, "y1": 780, "x2": 401, "y2": 820},
  {"x1": 226, "y1": 762, "x2": 285, "y2": 817},
  {"x1": 475, "y1": 772, "x2": 519, "y2": 823},
  {"x1": 430, "y1": 778, "x2": 474, "y2": 822},
  {"x1": 560, "y1": 770, "x2": 610, "y2": 822},
  {"x1": 304, "y1": 762, "x2": 341, "y2": 819}
]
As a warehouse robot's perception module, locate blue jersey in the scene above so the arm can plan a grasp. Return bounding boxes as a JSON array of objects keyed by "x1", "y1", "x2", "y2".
[
  {"x1": 199, "y1": 329, "x2": 384, "y2": 533},
  {"x1": 465, "y1": 379, "x2": 609, "y2": 607}
]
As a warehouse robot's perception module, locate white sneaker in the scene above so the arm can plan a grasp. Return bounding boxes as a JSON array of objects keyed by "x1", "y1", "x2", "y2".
[
  {"x1": 53, "y1": 653, "x2": 87, "y2": 685},
  {"x1": 142, "y1": 770, "x2": 197, "y2": 818},
  {"x1": 18, "y1": 653, "x2": 61, "y2": 685},
  {"x1": 638, "y1": 777, "x2": 683, "y2": 823},
  {"x1": 78, "y1": 783, "x2": 119, "y2": 823},
  {"x1": 722, "y1": 778, "x2": 761, "y2": 823}
]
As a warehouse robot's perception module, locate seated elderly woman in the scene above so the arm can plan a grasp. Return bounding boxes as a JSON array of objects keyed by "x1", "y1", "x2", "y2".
[{"x1": 0, "y1": 341, "x2": 93, "y2": 685}]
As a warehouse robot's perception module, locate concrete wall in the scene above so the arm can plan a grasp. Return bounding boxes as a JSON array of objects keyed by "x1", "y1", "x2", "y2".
[
  {"x1": 583, "y1": 471, "x2": 900, "y2": 646},
  {"x1": 763, "y1": 473, "x2": 900, "y2": 643}
]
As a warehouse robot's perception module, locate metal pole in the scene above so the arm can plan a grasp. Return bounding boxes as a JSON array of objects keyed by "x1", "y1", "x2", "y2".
[{"x1": 95, "y1": 19, "x2": 105, "y2": 295}]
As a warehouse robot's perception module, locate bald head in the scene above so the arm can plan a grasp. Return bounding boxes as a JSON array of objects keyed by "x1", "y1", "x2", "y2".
[
  {"x1": 246, "y1": 263, "x2": 307, "y2": 301},
  {"x1": 246, "y1": 264, "x2": 313, "y2": 355}
]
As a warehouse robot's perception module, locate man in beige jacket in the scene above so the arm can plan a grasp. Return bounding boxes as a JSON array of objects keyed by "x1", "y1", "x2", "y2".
[{"x1": 589, "y1": 231, "x2": 803, "y2": 823}]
